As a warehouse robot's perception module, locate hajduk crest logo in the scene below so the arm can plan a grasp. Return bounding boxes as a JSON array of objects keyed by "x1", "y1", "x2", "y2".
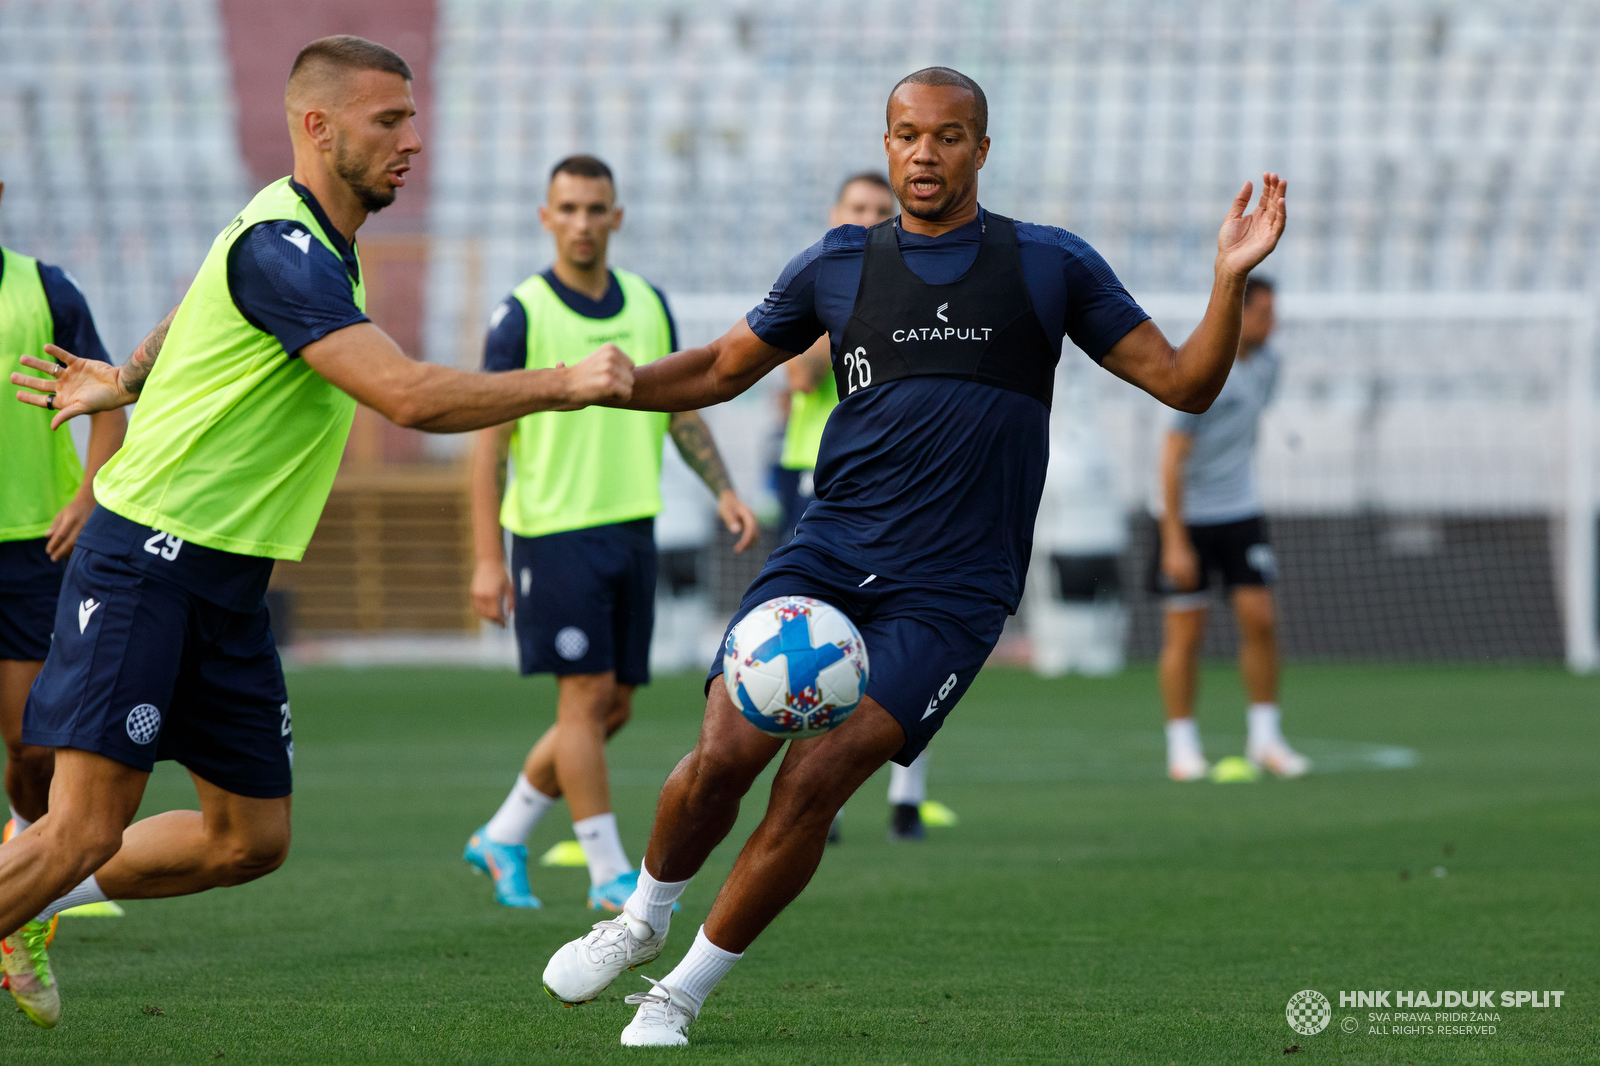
[
  {"x1": 125, "y1": 704, "x2": 162, "y2": 746},
  {"x1": 1286, "y1": 990, "x2": 1332, "y2": 1035}
]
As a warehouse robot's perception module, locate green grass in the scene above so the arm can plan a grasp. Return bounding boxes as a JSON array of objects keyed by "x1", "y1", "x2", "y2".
[{"x1": 9, "y1": 662, "x2": 1598, "y2": 1063}]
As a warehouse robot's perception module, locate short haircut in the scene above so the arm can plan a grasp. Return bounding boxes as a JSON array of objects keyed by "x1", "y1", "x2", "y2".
[
  {"x1": 550, "y1": 155, "x2": 615, "y2": 185},
  {"x1": 886, "y1": 67, "x2": 988, "y2": 139},
  {"x1": 1244, "y1": 275, "x2": 1275, "y2": 303},
  {"x1": 289, "y1": 35, "x2": 412, "y2": 88},
  {"x1": 837, "y1": 172, "x2": 891, "y2": 201}
]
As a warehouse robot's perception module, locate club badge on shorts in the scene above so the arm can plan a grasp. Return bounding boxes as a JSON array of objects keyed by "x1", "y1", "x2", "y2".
[{"x1": 125, "y1": 703, "x2": 162, "y2": 745}]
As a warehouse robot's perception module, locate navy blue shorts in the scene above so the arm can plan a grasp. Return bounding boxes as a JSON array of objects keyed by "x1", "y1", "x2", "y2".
[
  {"x1": 511, "y1": 519, "x2": 656, "y2": 685},
  {"x1": 0, "y1": 538, "x2": 67, "y2": 661},
  {"x1": 22, "y1": 547, "x2": 293, "y2": 799},
  {"x1": 708, "y1": 541, "x2": 1009, "y2": 766}
]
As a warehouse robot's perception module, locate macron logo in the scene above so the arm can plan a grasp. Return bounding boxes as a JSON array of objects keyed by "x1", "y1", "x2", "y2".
[
  {"x1": 936, "y1": 302, "x2": 949, "y2": 322},
  {"x1": 282, "y1": 229, "x2": 313, "y2": 254},
  {"x1": 78, "y1": 597, "x2": 101, "y2": 634}
]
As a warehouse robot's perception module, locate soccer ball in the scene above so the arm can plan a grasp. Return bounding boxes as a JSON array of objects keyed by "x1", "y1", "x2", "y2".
[{"x1": 723, "y1": 596, "x2": 869, "y2": 738}]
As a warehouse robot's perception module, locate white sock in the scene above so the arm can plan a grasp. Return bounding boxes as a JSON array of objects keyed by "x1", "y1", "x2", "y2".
[
  {"x1": 36, "y1": 875, "x2": 107, "y2": 922},
  {"x1": 658, "y1": 926, "x2": 742, "y2": 1017},
  {"x1": 1248, "y1": 703, "x2": 1282, "y2": 748},
  {"x1": 573, "y1": 812, "x2": 631, "y2": 888},
  {"x1": 483, "y1": 774, "x2": 557, "y2": 845},
  {"x1": 7, "y1": 806, "x2": 32, "y2": 836},
  {"x1": 623, "y1": 862, "x2": 690, "y2": 938},
  {"x1": 887, "y1": 749, "x2": 929, "y2": 806},
  {"x1": 1166, "y1": 717, "x2": 1203, "y2": 762}
]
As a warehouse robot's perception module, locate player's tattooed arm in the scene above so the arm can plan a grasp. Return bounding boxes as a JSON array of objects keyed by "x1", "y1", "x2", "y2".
[
  {"x1": 669, "y1": 410, "x2": 760, "y2": 552},
  {"x1": 120, "y1": 305, "x2": 179, "y2": 395},
  {"x1": 669, "y1": 410, "x2": 734, "y2": 496}
]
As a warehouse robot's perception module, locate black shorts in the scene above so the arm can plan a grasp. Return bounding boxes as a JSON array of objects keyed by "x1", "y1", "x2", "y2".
[
  {"x1": 510, "y1": 519, "x2": 657, "y2": 685},
  {"x1": 1147, "y1": 515, "x2": 1276, "y2": 606},
  {"x1": 22, "y1": 546, "x2": 292, "y2": 798},
  {"x1": 707, "y1": 540, "x2": 1010, "y2": 767},
  {"x1": 0, "y1": 539, "x2": 66, "y2": 661}
]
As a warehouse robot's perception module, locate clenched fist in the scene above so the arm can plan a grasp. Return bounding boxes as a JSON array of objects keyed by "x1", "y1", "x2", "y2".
[{"x1": 557, "y1": 343, "x2": 634, "y2": 410}]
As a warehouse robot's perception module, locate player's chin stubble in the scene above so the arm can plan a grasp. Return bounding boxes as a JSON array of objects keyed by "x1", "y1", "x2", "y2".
[{"x1": 333, "y1": 137, "x2": 397, "y2": 213}]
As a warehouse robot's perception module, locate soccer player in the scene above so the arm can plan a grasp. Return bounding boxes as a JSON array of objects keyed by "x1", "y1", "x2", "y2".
[
  {"x1": 774, "y1": 172, "x2": 947, "y2": 845},
  {"x1": 1, "y1": 183, "x2": 127, "y2": 863},
  {"x1": 0, "y1": 35, "x2": 632, "y2": 1029},
  {"x1": 540, "y1": 67, "x2": 1287, "y2": 1046},
  {"x1": 464, "y1": 155, "x2": 757, "y2": 911},
  {"x1": 1151, "y1": 275, "x2": 1309, "y2": 781}
]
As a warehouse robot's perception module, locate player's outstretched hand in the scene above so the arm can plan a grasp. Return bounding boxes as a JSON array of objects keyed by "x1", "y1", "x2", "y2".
[
  {"x1": 1216, "y1": 173, "x2": 1286, "y2": 279},
  {"x1": 11, "y1": 344, "x2": 133, "y2": 430},
  {"x1": 718, "y1": 490, "x2": 760, "y2": 553},
  {"x1": 557, "y1": 343, "x2": 634, "y2": 410},
  {"x1": 471, "y1": 559, "x2": 514, "y2": 626}
]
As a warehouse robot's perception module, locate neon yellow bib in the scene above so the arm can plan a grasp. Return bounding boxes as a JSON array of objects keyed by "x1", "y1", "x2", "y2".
[
  {"x1": 92, "y1": 178, "x2": 362, "y2": 560},
  {"x1": 779, "y1": 367, "x2": 838, "y2": 471},
  {"x1": 0, "y1": 248, "x2": 83, "y2": 541},
  {"x1": 500, "y1": 270, "x2": 673, "y2": 538}
]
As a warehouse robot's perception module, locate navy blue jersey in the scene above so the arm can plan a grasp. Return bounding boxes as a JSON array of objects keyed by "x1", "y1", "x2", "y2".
[
  {"x1": 226, "y1": 180, "x2": 369, "y2": 358},
  {"x1": 482, "y1": 269, "x2": 679, "y2": 372},
  {"x1": 746, "y1": 208, "x2": 1147, "y2": 607}
]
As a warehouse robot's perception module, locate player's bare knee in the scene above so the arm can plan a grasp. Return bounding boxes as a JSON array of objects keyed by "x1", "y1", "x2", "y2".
[
  {"x1": 213, "y1": 830, "x2": 290, "y2": 885},
  {"x1": 685, "y1": 745, "x2": 760, "y2": 805}
]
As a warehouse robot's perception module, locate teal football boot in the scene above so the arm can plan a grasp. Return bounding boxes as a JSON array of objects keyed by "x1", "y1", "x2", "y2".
[
  {"x1": 588, "y1": 868, "x2": 639, "y2": 912},
  {"x1": 464, "y1": 825, "x2": 542, "y2": 908}
]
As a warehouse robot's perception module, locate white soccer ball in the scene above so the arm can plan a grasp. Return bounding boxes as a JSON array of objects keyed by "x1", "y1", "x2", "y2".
[{"x1": 723, "y1": 595, "x2": 869, "y2": 738}]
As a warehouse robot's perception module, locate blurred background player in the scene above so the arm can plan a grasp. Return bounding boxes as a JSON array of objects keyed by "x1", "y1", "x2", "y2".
[
  {"x1": 772, "y1": 172, "x2": 954, "y2": 845},
  {"x1": 1, "y1": 180, "x2": 127, "y2": 852},
  {"x1": 1, "y1": 37, "x2": 633, "y2": 1030},
  {"x1": 464, "y1": 155, "x2": 757, "y2": 911},
  {"x1": 1151, "y1": 276, "x2": 1309, "y2": 781}
]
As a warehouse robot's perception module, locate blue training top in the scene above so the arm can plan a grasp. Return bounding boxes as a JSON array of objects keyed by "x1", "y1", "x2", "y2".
[{"x1": 747, "y1": 208, "x2": 1147, "y2": 608}]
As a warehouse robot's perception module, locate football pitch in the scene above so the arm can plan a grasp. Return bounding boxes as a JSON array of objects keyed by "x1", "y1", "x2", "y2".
[{"x1": 9, "y1": 662, "x2": 1595, "y2": 1064}]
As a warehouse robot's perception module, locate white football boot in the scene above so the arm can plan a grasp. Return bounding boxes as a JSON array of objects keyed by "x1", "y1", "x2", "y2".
[
  {"x1": 1248, "y1": 738, "x2": 1311, "y2": 778},
  {"x1": 543, "y1": 912, "x2": 666, "y2": 1005},
  {"x1": 1167, "y1": 751, "x2": 1211, "y2": 782},
  {"x1": 620, "y1": 976, "x2": 695, "y2": 1047}
]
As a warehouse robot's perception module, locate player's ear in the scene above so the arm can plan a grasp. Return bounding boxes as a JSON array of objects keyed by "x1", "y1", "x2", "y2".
[
  {"x1": 610, "y1": 205, "x2": 624, "y2": 231},
  {"x1": 537, "y1": 203, "x2": 554, "y2": 233},
  {"x1": 974, "y1": 135, "x2": 990, "y2": 171},
  {"x1": 301, "y1": 107, "x2": 334, "y2": 151}
]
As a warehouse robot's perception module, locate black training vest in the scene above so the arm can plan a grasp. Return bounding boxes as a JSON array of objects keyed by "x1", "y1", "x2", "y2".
[{"x1": 835, "y1": 213, "x2": 1058, "y2": 409}]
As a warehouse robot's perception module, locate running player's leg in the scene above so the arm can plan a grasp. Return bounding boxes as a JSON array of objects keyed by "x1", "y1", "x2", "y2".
[
  {"x1": 0, "y1": 748, "x2": 143, "y2": 1027},
  {"x1": 40, "y1": 768, "x2": 288, "y2": 906},
  {"x1": 0, "y1": 749, "x2": 143, "y2": 934},
  {"x1": 1, "y1": 658, "x2": 54, "y2": 832},
  {"x1": 700, "y1": 698, "x2": 902, "y2": 950}
]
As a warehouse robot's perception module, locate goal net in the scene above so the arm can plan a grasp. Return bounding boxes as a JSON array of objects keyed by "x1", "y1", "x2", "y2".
[{"x1": 1075, "y1": 292, "x2": 1598, "y2": 671}]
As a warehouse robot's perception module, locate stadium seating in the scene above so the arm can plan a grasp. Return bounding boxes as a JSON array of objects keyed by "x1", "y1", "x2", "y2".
[{"x1": 0, "y1": 0, "x2": 249, "y2": 360}]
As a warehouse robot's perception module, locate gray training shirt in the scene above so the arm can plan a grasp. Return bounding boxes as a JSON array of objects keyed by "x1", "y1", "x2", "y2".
[{"x1": 1168, "y1": 344, "x2": 1280, "y2": 525}]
